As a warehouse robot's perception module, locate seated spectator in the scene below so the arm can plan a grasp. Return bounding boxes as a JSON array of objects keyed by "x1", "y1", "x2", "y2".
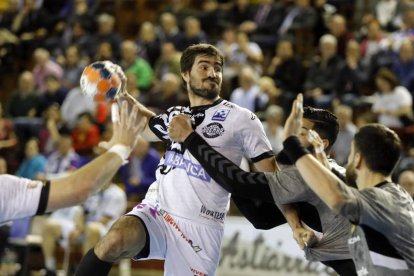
[
  {"x1": 16, "y1": 138, "x2": 46, "y2": 179},
  {"x1": 224, "y1": 0, "x2": 255, "y2": 26},
  {"x1": 71, "y1": 112, "x2": 100, "y2": 157},
  {"x1": 360, "y1": 19, "x2": 384, "y2": 67},
  {"x1": 60, "y1": 45, "x2": 84, "y2": 90},
  {"x1": 392, "y1": 39, "x2": 414, "y2": 91},
  {"x1": 372, "y1": 68, "x2": 413, "y2": 128},
  {"x1": 120, "y1": 40, "x2": 154, "y2": 92},
  {"x1": 61, "y1": 22, "x2": 93, "y2": 61},
  {"x1": 327, "y1": 14, "x2": 354, "y2": 58},
  {"x1": 32, "y1": 48, "x2": 63, "y2": 94},
  {"x1": 239, "y1": 0, "x2": 285, "y2": 50},
  {"x1": 304, "y1": 34, "x2": 344, "y2": 108},
  {"x1": 153, "y1": 42, "x2": 181, "y2": 82},
  {"x1": 6, "y1": 71, "x2": 41, "y2": 118},
  {"x1": 39, "y1": 75, "x2": 68, "y2": 115},
  {"x1": 175, "y1": 16, "x2": 207, "y2": 51},
  {"x1": 217, "y1": 29, "x2": 263, "y2": 96},
  {"x1": 136, "y1": 21, "x2": 161, "y2": 67},
  {"x1": 94, "y1": 41, "x2": 116, "y2": 64},
  {"x1": 146, "y1": 73, "x2": 188, "y2": 113},
  {"x1": 336, "y1": 40, "x2": 368, "y2": 106},
  {"x1": 266, "y1": 39, "x2": 304, "y2": 112},
  {"x1": 262, "y1": 105, "x2": 284, "y2": 154},
  {"x1": 331, "y1": 105, "x2": 357, "y2": 166},
  {"x1": 278, "y1": 0, "x2": 318, "y2": 39},
  {"x1": 120, "y1": 138, "x2": 160, "y2": 201},
  {"x1": 37, "y1": 135, "x2": 80, "y2": 180},
  {"x1": 156, "y1": 12, "x2": 181, "y2": 46},
  {"x1": 89, "y1": 13, "x2": 122, "y2": 61},
  {"x1": 38, "y1": 104, "x2": 70, "y2": 154},
  {"x1": 230, "y1": 66, "x2": 268, "y2": 112}
]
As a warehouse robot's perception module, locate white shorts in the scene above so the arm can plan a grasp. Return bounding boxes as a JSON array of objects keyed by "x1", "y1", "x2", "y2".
[{"x1": 128, "y1": 201, "x2": 223, "y2": 276}]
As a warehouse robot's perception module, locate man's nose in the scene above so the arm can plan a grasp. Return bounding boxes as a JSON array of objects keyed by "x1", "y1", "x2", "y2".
[{"x1": 208, "y1": 68, "x2": 217, "y2": 78}]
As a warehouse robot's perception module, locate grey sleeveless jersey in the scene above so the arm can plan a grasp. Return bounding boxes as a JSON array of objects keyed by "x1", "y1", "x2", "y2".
[{"x1": 340, "y1": 182, "x2": 414, "y2": 275}]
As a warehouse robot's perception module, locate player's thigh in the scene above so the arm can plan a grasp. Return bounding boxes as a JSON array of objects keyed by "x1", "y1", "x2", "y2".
[
  {"x1": 163, "y1": 214, "x2": 223, "y2": 276},
  {"x1": 95, "y1": 215, "x2": 147, "y2": 261}
]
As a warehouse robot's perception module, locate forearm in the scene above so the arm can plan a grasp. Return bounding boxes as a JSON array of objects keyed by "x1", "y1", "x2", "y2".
[
  {"x1": 46, "y1": 151, "x2": 123, "y2": 212},
  {"x1": 282, "y1": 204, "x2": 302, "y2": 230},
  {"x1": 184, "y1": 132, "x2": 274, "y2": 202}
]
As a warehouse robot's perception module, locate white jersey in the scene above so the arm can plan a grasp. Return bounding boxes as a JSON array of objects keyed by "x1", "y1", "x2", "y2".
[
  {"x1": 147, "y1": 99, "x2": 273, "y2": 228},
  {"x1": 0, "y1": 174, "x2": 47, "y2": 224}
]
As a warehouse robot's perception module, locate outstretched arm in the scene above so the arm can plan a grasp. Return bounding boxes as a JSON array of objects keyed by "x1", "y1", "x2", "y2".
[{"x1": 46, "y1": 100, "x2": 147, "y2": 212}]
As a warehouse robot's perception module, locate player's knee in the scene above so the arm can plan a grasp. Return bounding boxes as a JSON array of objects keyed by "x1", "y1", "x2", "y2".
[{"x1": 94, "y1": 216, "x2": 146, "y2": 262}]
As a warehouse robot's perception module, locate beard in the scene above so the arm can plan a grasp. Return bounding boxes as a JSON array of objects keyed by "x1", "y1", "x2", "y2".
[
  {"x1": 345, "y1": 163, "x2": 358, "y2": 188},
  {"x1": 189, "y1": 78, "x2": 220, "y2": 100}
]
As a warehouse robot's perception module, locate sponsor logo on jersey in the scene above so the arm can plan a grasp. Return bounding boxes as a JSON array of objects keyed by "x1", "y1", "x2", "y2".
[
  {"x1": 199, "y1": 205, "x2": 225, "y2": 223},
  {"x1": 356, "y1": 267, "x2": 369, "y2": 276},
  {"x1": 202, "y1": 123, "x2": 225, "y2": 138},
  {"x1": 250, "y1": 113, "x2": 256, "y2": 120},
  {"x1": 348, "y1": 235, "x2": 361, "y2": 245},
  {"x1": 212, "y1": 109, "x2": 230, "y2": 121},
  {"x1": 164, "y1": 151, "x2": 211, "y2": 181}
]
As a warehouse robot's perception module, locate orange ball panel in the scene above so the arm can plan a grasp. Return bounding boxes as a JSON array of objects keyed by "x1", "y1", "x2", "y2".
[
  {"x1": 83, "y1": 66, "x2": 93, "y2": 76},
  {"x1": 87, "y1": 70, "x2": 100, "y2": 83},
  {"x1": 97, "y1": 79, "x2": 111, "y2": 93},
  {"x1": 94, "y1": 92, "x2": 106, "y2": 102}
]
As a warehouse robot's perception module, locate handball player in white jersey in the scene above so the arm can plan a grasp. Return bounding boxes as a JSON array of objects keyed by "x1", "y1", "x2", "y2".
[
  {"x1": 75, "y1": 44, "x2": 278, "y2": 276},
  {"x1": 0, "y1": 100, "x2": 146, "y2": 225}
]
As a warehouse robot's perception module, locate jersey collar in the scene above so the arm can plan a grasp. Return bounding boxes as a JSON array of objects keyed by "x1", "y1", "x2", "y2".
[{"x1": 190, "y1": 98, "x2": 223, "y2": 112}]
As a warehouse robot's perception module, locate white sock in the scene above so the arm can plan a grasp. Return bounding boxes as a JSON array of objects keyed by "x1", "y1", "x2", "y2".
[{"x1": 45, "y1": 257, "x2": 56, "y2": 270}]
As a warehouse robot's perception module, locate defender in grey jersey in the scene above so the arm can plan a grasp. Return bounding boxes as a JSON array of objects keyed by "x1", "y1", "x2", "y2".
[
  {"x1": 168, "y1": 106, "x2": 357, "y2": 275},
  {"x1": 282, "y1": 94, "x2": 414, "y2": 275}
]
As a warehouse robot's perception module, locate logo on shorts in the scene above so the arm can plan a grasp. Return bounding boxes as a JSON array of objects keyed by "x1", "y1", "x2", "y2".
[
  {"x1": 162, "y1": 211, "x2": 203, "y2": 253},
  {"x1": 202, "y1": 123, "x2": 224, "y2": 138},
  {"x1": 212, "y1": 109, "x2": 230, "y2": 121},
  {"x1": 191, "y1": 267, "x2": 208, "y2": 276},
  {"x1": 199, "y1": 205, "x2": 225, "y2": 223}
]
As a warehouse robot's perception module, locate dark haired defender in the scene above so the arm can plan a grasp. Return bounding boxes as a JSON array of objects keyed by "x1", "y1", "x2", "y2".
[{"x1": 282, "y1": 95, "x2": 414, "y2": 275}]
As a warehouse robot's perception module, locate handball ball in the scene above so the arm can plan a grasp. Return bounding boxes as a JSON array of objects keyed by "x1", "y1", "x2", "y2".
[{"x1": 80, "y1": 61, "x2": 122, "y2": 102}]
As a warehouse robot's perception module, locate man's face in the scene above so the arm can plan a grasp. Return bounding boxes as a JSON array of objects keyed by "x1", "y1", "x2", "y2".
[
  {"x1": 186, "y1": 55, "x2": 222, "y2": 100},
  {"x1": 345, "y1": 142, "x2": 358, "y2": 188}
]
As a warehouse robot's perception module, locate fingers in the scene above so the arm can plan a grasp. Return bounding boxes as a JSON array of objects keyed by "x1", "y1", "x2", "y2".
[
  {"x1": 121, "y1": 100, "x2": 128, "y2": 129},
  {"x1": 111, "y1": 103, "x2": 120, "y2": 123}
]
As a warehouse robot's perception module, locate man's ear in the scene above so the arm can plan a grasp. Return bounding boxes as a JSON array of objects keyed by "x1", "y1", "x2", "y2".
[
  {"x1": 181, "y1": 71, "x2": 189, "y2": 84},
  {"x1": 355, "y1": 152, "x2": 362, "y2": 169}
]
